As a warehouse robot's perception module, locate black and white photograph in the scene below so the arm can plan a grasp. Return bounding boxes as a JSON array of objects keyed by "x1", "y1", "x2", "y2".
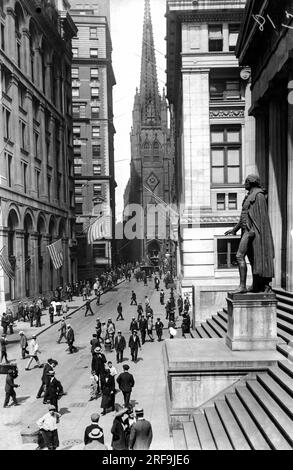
[{"x1": 0, "y1": 0, "x2": 293, "y2": 455}]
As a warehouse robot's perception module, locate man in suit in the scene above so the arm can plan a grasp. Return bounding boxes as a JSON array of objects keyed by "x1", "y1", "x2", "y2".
[
  {"x1": 129, "y1": 317, "x2": 139, "y2": 334},
  {"x1": 128, "y1": 330, "x2": 141, "y2": 362},
  {"x1": 116, "y1": 364, "x2": 135, "y2": 407},
  {"x1": 139, "y1": 315, "x2": 147, "y2": 345},
  {"x1": 116, "y1": 303, "x2": 124, "y2": 321},
  {"x1": 43, "y1": 370, "x2": 63, "y2": 411},
  {"x1": 114, "y1": 331, "x2": 126, "y2": 363},
  {"x1": 0, "y1": 334, "x2": 8, "y2": 364},
  {"x1": 3, "y1": 369, "x2": 19, "y2": 408},
  {"x1": 66, "y1": 325, "x2": 77, "y2": 353},
  {"x1": 19, "y1": 331, "x2": 29, "y2": 359},
  {"x1": 155, "y1": 318, "x2": 164, "y2": 342},
  {"x1": 36, "y1": 358, "x2": 58, "y2": 399},
  {"x1": 84, "y1": 413, "x2": 104, "y2": 445},
  {"x1": 129, "y1": 408, "x2": 153, "y2": 450},
  {"x1": 91, "y1": 347, "x2": 107, "y2": 394}
]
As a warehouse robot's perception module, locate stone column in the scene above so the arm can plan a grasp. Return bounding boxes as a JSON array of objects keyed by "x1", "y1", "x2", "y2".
[
  {"x1": 42, "y1": 234, "x2": 51, "y2": 294},
  {"x1": 30, "y1": 231, "x2": 39, "y2": 297},
  {"x1": 62, "y1": 237, "x2": 69, "y2": 286},
  {"x1": 287, "y1": 72, "x2": 293, "y2": 291},
  {"x1": 15, "y1": 230, "x2": 25, "y2": 299},
  {"x1": 22, "y1": 28, "x2": 31, "y2": 77},
  {"x1": 182, "y1": 68, "x2": 211, "y2": 209},
  {"x1": 244, "y1": 80, "x2": 257, "y2": 176},
  {"x1": 39, "y1": 103, "x2": 48, "y2": 201},
  {"x1": 10, "y1": 74, "x2": 22, "y2": 192},
  {"x1": 0, "y1": 229, "x2": 9, "y2": 312},
  {"x1": 255, "y1": 110, "x2": 268, "y2": 188},
  {"x1": 268, "y1": 96, "x2": 286, "y2": 287}
]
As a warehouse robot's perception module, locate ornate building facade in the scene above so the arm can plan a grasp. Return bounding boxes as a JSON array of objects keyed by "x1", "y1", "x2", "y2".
[
  {"x1": 0, "y1": 0, "x2": 77, "y2": 312},
  {"x1": 166, "y1": 0, "x2": 252, "y2": 321},
  {"x1": 123, "y1": 0, "x2": 175, "y2": 265},
  {"x1": 70, "y1": 0, "x2": 116, "y2": 279}
]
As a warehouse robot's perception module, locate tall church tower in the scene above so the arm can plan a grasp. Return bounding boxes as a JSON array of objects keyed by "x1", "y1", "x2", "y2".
[{"x1": 125, "y1": 0, "x2": 174, "y2": 264}]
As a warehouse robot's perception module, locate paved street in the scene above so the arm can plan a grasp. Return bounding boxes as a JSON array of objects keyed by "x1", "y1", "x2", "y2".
[{"x1": 0, "y1": 279, "x2": 174, "y2": 450}]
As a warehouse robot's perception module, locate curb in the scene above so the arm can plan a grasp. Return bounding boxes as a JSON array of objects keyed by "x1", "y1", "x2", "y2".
[{"x1": 33, "y1": 278, "x2": 126, "y2": 340}]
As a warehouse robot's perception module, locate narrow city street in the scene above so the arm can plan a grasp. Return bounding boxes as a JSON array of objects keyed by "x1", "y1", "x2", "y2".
[{"x1": 0, "y1": 279, "x2": 174, "y2": 450}]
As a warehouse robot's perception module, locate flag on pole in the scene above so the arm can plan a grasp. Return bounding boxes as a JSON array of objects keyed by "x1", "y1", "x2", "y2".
[
  {"x1": 47, "y1": 239, "x2": 63, "y2": 270},
  {"x1": 0, "y1": 245, "x2": 15, "y2": 280}
]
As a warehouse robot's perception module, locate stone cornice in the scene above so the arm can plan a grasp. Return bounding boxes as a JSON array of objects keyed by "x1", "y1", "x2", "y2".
[{"x1": 180, "y1": 215, "x2": 239, "y2": 225}]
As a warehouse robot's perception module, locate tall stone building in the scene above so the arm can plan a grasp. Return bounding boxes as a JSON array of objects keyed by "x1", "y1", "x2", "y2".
[
  {"x1": 0, "y1": 0, "x2": 77, "y2": 312},
  {"x1": 166, "y1": 0, "x2": 251, "y2": 322},
  {"x1": 69, "y1": 0, "x2": 116, "y2": 279},
  {"x1": 124, "y1": 0, "x2": 174, "y2": 265}
]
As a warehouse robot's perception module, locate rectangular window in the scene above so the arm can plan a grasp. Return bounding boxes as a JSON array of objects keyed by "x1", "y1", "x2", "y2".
[
  {"x1": 208, "y1": 25, "x2": 223, "y2": 52},
  {"x1": 22, "y1": 162, "x2": 28, "y2": 193},
  {"x1": 229, "y1": 24, "x2": 240, "y2": 52},
  {"x1": 93, "y1": 164, "x2": 101, "y2": 175},
  {"x1": 91, "y1": 106, "x2": 100, "y2": 118},
  {"x1": 210, "y1": 78, "x2": 241, "y2": 101},
  {"x1": 90, "y1": 68, "x2": 99, "y2": 79},
  {"x1": 18, "y1": 85, "x2": 26, "y2": 109},
  {"x1": 211, "y1": 126, "x2": 241, "y2": 185},
  {"x1": 73, "y1": 105, "x2": 80, "y2": 118},
  {"x1": 34, "y1": 132, "x2": 39, "y2": 158},
  {"x1": 74, "y1": 145, "x2": 82, "y2": 157},
  {"x1": 217, "y1": 238, "x2": 239, "y2": 269},
  {"x1": 3, "y1": 107, "x2": 11, "y2": 140},
  {"x1": 35, "y1": 170, "x2": 40, "y2": 199},
  {"x1": 73, "y1": 126, "x2": 81, "y2": 138},
  {"x1": 90, "y1": 27, "x2": 98, "y2": 39},
  {"x1": 91, "y1": 87, "x2": 99, "y2": 98},
  {"x1": 74, "y1": 163, "x2": 82, "y2": 175},
  {"x1": 72, "y1": 48, "x2": 79, "y2": 57},
  {"x1": 72, "y1": 67, "x2": 79, "y2": 79},
  {"x1": 93, "y1": 184, "x2": 102, "y2": 196},
  {"x1": 74, "y1": 186, "x2": 83, "y2": 214},
  {"x1": 92, "y1": 126, "x2": 100, "y2": 139},
  {"x1": 228, "y1": 193, "x2": 237, "y2": 210},
  {"x1": 72, "y1": 87, "x2": 80, "y2": 98},
  {"x1": 90, "y1": 48, "x2": 98, "y2": 58},
  {"x1": 47, "y1": 176, "x2": 51, "y2": 202},
  {"x1": 93, "y1": 243, "x2": 106, "y2": 259},
  {"x1": 20, "y1": 121, "x2": 26, "y2": 150},
  {"x1": 1, "y1": 24, "x2": 5, "y2": 51},
  {"x1": 33, "y1": 98, "x2": 39, "y2": 121},
  {"x1": 217, "y1": 193, "x2": 225, "y2": 211},
  {"x1": 5, "y1": 153, "x2": 12, "y2": 188},
  {"x1": 92, "y1": 144, "x2": 101, "y2": 157}
]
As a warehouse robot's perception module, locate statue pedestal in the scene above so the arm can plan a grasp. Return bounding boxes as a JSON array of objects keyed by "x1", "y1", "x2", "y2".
[{"x1": 225, "y1": 292, "x2": 278, "y2": 351}]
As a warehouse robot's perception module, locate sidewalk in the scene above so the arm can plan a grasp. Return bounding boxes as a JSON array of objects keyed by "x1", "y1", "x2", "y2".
[{"x1": 3, "y1": 279, "x2": 126, "y2": 354}]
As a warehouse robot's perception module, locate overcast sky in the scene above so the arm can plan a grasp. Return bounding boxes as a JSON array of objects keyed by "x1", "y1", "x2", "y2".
[{"x1": 110, "y1": 0, "x2": 167, "y2": 221}]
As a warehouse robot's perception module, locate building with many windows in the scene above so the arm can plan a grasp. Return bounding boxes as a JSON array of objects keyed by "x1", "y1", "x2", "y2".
[
  {"x1": 123, "y1": 0, "x2": 175, "y2": 266},
  {"x1": 0, "y1": 0, "x2": 77, "y2": 312},
  {"x1": 166, "y1": 0, "x2": 252, "y2": 322},
  {"x1": 70, "y1": 0, "x2": 116, "y2": 279}
]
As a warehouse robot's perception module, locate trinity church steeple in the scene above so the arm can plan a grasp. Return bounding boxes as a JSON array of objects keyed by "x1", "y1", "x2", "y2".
[{"x1": 139, "y1": 0, "x2": 161, "y2": 125}]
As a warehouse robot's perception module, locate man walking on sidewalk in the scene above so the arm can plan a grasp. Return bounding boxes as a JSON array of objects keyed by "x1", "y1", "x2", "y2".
[
  {"x1": 130, "y1": 291, "x2": 137, "y2": 305},
  {"x1": 19, "y1": 331, "x2": 29, "y2": 359},
  {"x1": 129, "y1": 317, "x2": 139, "y2": 334},
  {"x1": 116, "y1": 302, "x2": 124, "y2": 321},
  {"x1": 25, "y1": 335, "x2": 42, "y2": 370},
  {"x1": 114, "y1": 331, "x2": 126, "y2": 363},
  {"x1": 85, "y1": 299, "x2": 94, "y2": 317},
  {"x1": 57, "y1": 319, "x2": 67, "y2": 344},
  {"x1": 3, "y1": 369, "x2": 19, "y2": 408},
  {"x1": 0, "y1": 334, "x2": 8, "y2": 364},
  {"x1": 139, "y1": 315, "x2": 147, "y2": 345},
  {"x1": 116, "y1": 364, "x2": 135, "y2": 408},
  {"x1": 37, "y1": 358, "x2": 58, "y2": 399},
  {"x1": 67, "y1": 325, "x2": 77, "y2": 353},
  {"x1": 128, "y1": 330, "x2": 141, "y2": 362},
  {"x1": 155, "y1": 318, "x2": 164, "y2": 342}
]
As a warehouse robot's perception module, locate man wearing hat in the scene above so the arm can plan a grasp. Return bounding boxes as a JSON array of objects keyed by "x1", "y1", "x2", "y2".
[
  {"x1": 43, "y1": 370, "x2": 63, "y2": 411},
  {"x1": 128, "y1": 329, "x2": 141, "y2": 362},
  {"x1": 84, "y1": 428, "x2": 107, "y2": 450},
  {"x1": 19, "y1": 331, "x2": 29, "y2": 359},
  {"x1": 36, "y1": 405, "x2": 61, "y2": 450},
  {"x1": 91, "y1": 347, "x2": 107, "y2": 394},
  {"x1": 84, "y1": 413, "x2": 104, "y2": 445},
  {"x1": 0, "y1": 333, "x2": 8, "y2": 364},
  {"x1": 3, "y1": 369, "x2": 19, "y2": 408},
  {"x1": 57, "y1": 318, "x2": 67, "y2": 344},
  {"x1": 66, "y1": 324, "x2": 77, "y2": 353},
  {"x1": 36, "y1": 358, "x2": 58, "y2": 400},
  {"x1": 90, "y1": 334, "x2": 101, "y2": 355},
  {"x1": 129, "y1": 408, "x2": 153, "y2": 450},
  {"x1": 129, "y1": 317, "x2": 139, "y2": 334},
  {"x1": 114, "y1": 331, "x2": 126, "y2": 363},
  {"x1": 139, "y1": 315, "x2": 148, "y2": 345},
  {"x1": 25, "y1": 335, "x2": 41, "y2": 370},
  {"x1": 116, "y1": 364, "x2": 135, "y2": 407},
  {"x1": 116, "y1": 302, "x2": 124, "y2": 321}
]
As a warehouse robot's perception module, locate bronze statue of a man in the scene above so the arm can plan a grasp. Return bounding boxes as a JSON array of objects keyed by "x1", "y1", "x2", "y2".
[{"x1": 225, "y1": 175, "x2": 275, "y2": 294}]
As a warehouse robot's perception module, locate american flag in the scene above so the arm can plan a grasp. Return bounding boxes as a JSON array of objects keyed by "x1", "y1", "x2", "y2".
[
  {"x1": 87, "y1": 215, "x2": 112, "y2": 245},
  {"x1": 47, "y1": 239, "x2": 63, "y2": 270},
  {"x1": 0, "y1": 245, "x2": 15, "y2": 280}
]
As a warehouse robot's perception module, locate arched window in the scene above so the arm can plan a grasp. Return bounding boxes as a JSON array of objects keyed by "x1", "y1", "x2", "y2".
[{"x1": 153, "y1": 140, "x2": 160, "y2": 159}]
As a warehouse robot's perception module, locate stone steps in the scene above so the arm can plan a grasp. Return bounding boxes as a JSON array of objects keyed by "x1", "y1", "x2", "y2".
[
  {"x1": 277, "y1": 302, "x2": 293, "y2": 320},
  {"x1": 211, "y1": 314, "x2": 228, "y2": 331},
  {"x1": 204, "y1": 407, "x2": 233, "y2": 450},
  {"x1": 277, "y1": 318, "x2": 293, "y2": 338},
  {"x1": 256, "y1": 374, "x2": 293, "y2": 417},
  {"x1": 201, "y1": 322, "x2": 220, "y2": 338},
  {"x1": 268, "y1": 365, "x2": 293, "y2": 396},
  {"x1": 235, "y1": 386, "x2": 292, "y2": 450},
  {"x1": 217, "y1": 309, "x2": 228, "y2": 322},
  {"x1": 194, "y1": 326, "x2": 210, "y2": 338},
  {"x1": 214, "y1": 400, "x2": 251, "y2": 450},
  {"x1": 278, "y1": 360, "x2": 293, "y2": 378},
  {"x1": 193, "y1": 413, "x2": 217, "y2": 450},
  {"x1": 206, "y1": 318, "x2": 227, "y2": 337},
  {"x1": 182, "y1": 422, "x2": 201, "y2": 450},
  {"x1": 277, "y1": 343, "x2": 293, "y2": 359},
  {"x1": 172, "y1": 429, "x2": 187, "y2": 450}
]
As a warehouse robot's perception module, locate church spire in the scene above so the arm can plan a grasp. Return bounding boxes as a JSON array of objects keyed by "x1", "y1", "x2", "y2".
[{"x1": 140, "y1": 0, "x2": 161, "y2": 125}]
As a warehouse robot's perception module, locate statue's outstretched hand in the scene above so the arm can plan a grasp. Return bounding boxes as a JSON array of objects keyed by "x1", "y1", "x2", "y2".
[{"x1": 225, "y1": 229, "x2": 235, "y2": 236}]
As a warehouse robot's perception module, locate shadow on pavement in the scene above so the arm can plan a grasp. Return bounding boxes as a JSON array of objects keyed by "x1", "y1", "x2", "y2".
[{"x1": 59, "y1": 407, "x2": 71, "y2": 416}]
